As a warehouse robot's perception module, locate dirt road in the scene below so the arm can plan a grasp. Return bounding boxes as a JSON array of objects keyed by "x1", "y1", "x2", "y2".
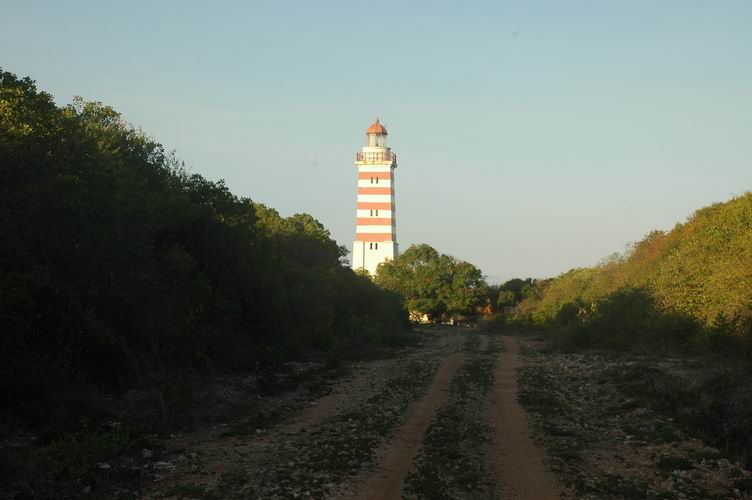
[
  {"x1": 23, "y1": 327, "x2": 749, "y2": 499},
  {"x1": 140, "y1": 329, "x2": 560, "y2": 499},
  {"x1": 352, "y1": 351, "x2": 465, "y2": 499},
  {"x1": 350, "y1": 333, "x2": 558, "y2": 499},
  {"x1": 490, "y1": 336, "x2": 559, "y2": 499}
]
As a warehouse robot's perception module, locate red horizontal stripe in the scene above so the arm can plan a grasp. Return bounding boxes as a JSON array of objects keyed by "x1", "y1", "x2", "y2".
[
  {"x1": 357, "y1": 172, "x2": 391, "y2": 180},
  {"x1": 356, "y1": 218, "x2": 393, "y2": 225},
  {"x1": 355, "y1": 233, "x2": 394, "y2": 242},
  {"x1": 358, "y1": 187, "x2": 392, "y2": 195},
  {"x1": 357, "y1": 202, "x2": 392, "y2": 210}
]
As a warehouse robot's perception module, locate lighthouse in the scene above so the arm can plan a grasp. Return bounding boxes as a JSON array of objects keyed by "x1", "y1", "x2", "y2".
[{"x1": 351, "y1": 118, "x2": 399, "y2": 276}]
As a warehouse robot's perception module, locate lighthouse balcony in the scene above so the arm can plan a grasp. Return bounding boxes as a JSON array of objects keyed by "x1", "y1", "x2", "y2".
[{"x1": 356, "y1": 151, "x2": 397, "y2": 164}]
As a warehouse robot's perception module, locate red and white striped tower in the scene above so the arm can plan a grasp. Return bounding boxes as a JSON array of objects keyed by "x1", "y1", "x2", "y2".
[{"x1": 351, "y1": 118, "x2": 399, "y2": 275}]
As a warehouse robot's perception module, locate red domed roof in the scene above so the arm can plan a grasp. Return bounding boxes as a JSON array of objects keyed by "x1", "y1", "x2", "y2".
[{"x1": 366, "y1": 118, "x2": 388, "y2": 135}]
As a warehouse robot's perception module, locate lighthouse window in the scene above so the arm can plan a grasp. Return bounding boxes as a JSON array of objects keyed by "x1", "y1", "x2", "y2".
[
  {"x1": 375, "y1": 209, "x2": 379, "y2": 216},
  {"x1": 375, "y1": 243, "x2": 379, "y2": 250},
  {"x1": 375, "y1": 177, "x2": 379, "y2": 184},
  {"x1": 369, "y1": 243, "x2": 373, "y2": 250}
]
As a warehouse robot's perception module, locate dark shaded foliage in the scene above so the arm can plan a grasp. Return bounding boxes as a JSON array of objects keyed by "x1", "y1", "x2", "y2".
[
  {"x1": 552, "y1": 287, "x2": 702, "y2": 353},
  {"x1": 0, "y1": 70, "x2": 409, "y2": 435}
]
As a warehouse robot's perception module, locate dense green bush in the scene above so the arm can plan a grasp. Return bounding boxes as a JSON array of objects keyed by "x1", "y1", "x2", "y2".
[
  {"x1": 0, "y1": 70, "x2": 409, "y2": 433},
  {"x1": 515, "y1": 194, "x2": 752, "y2": 354},
  {"x1": 551, "y1": 287, "x2": 702, "y2": 353},
  {"x1": 374, "y1": 243, "x2": 487, "y2": 323}
]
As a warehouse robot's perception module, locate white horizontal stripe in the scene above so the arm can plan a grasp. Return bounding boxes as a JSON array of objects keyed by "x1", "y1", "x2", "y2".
[
  {"x1": 356, "y1": 225, "x2": 394, "y2": 234},
  {"x1": 357, "y1": 179, "x2": 392, "y2": 188},
  {"x1": 357, "y1": 194, "x2": 393, "y2": 203},
  {"x1": 357, "y1": 209, "x2": 393, "y2": 218},
  {"x1": 356, "y1": 165, "x2": 392, "y2": 173}
]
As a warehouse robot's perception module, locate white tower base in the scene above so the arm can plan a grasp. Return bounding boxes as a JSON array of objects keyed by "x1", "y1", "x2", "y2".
[{"x1": 352, "y1": 240, "x2": 399, "y2": 276}]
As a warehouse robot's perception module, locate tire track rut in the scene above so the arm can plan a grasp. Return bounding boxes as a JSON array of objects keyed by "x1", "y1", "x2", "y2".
[
  {"x1": 491, "y1": 335, "x2": 559, "y2": 499},
  {"x1": 351, "y1": 352, "x2": 467, "y2": 499}
]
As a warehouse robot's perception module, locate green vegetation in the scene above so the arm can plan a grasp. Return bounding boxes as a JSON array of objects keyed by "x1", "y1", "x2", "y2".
[
  {"x1": 656, "y1": 455, "x2": 693, "y2": 474},
  {"x1": 735, "y1": 476, "x2": 752, "y2": 494},
  {"x1": 0, "y1": 69, "x2": 409, "y2": 440},
  {"x1": 374, "y1": 243, "x2": 488, "y2": 323},
  {"x1": 512, "y1": 193, "x2": 752, "y2": 355},
  {"x1": 494, "y1": 278, "x2": 537, "y2": 309},
  {"x1": 163, "y1": 470, "x2": 252, "y2": 500}
]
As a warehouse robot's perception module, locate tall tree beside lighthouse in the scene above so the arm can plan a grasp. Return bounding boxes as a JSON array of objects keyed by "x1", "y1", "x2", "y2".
[{"x1": 351, "y1": 118, "x2": 399, "y2": 275}]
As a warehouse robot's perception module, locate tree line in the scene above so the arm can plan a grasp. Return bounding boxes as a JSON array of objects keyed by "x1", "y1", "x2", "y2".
[
  {"x1": 504, "y1": 193, "x2": 752, "y2": 355},
  {"x1": 0, "y1": 70, "x2": 410, "y2": 433}
]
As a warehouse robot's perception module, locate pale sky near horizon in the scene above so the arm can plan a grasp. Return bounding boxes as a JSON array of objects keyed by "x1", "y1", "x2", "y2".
[{"x1": 3, "y1": 1, "x2": 751, "y2": 283}]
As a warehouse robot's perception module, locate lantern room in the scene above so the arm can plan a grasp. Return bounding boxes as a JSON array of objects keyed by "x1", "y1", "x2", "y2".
[{"x1": 365, "y1": 118, "x2": 388, "y2": 147}]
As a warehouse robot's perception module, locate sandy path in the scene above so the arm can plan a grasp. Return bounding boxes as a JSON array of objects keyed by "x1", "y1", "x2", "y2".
[
  {"x1": 491, "y1": 336, "x2": 559, "y2": 499},
  {"x1": 351, "y1": 351, "x2": 466, "y2": 500}
]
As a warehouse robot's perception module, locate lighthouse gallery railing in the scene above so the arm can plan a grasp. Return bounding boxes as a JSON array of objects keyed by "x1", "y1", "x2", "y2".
[{"x1": 356, "y1": 151, "x2": 397, "y2": 163}]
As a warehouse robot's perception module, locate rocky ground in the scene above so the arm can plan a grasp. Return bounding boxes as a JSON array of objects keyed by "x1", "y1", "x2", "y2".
[
  {"x1": 7, "y1": 327, "x2": 751, "y2": 499},
  {"x1": 143, "y1": 328, "x2": 467, "y2": 499},
  {"x1": 516, "y1": 334, "x2": 752, "y2": 499},
  {"x1": 136, "y1": 329, "x2": 553, "y2": 500}
]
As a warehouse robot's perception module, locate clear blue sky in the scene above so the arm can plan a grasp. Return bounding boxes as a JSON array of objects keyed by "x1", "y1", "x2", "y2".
[{"x1": 3, "y1": 1, "x2": 751, "y2": 282}]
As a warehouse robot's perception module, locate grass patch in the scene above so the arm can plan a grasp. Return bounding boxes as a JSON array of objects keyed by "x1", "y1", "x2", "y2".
[
  {"x1": 0, "y1": 425, "x2": 152, "y2": 498},
  {"x1": 657, "y1": 455, "x2": 694, "y2": 473},
  {"x1": 517, "y1": 366, "x2": 566, "y2": 413},
  {"x1": 552, "y1": 446, "x2": 584, "y2": 463},
  {"x1": 462, "y1": 333, "x2": 481, "y2": 353},
  {"x1": 595, "y1": 473, "x2": 650, "y2": 499},
  {"x1": 161, "y1": 470, "x2": 251, "y2": 499},
  {"x1": 161, "y1": 484, "x2": 209, "y2": 499},
  {"x1": 623, "y1": 421, "x2": 684, "y2": 444},
  {"x1": 687, "y1": 448, "x2": 723, "y2": 462},
  {"x1": 41, "y1": 427, "x2": 135, "y2": 478},
  {"x1": 734, "y1": 476, "x2": 752, "y2": 492},
  {"x1": 214, "y1": 470, "x2": 250, "y2": 495},
  {"x1": 221, "y1": 406, "x2": 283, "y2": 437},
  {"x1": 542, "y1": 422, "x2": 580, "y2": 438}
]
